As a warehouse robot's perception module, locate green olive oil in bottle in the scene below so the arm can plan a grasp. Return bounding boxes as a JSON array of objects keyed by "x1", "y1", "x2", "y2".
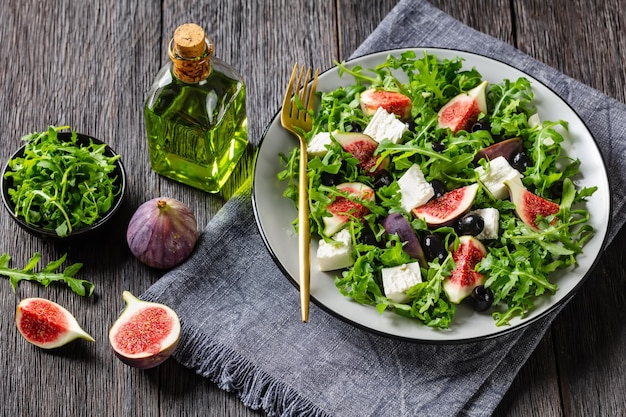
[{"x1": 144, "y1": 23, "x2": 248, "y2": 193}]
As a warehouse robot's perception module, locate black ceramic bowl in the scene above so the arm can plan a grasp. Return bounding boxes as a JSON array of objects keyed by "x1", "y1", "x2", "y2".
[{"x1": 1, "y1": 132, "x2": 126, "y2": 239}]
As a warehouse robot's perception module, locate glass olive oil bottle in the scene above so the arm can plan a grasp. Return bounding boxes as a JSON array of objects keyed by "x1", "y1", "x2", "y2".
[{"x1": 145, "y1": 23, "x2": 248, "y2": 193}]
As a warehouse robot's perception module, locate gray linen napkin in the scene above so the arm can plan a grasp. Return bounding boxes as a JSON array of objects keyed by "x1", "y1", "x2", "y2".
[{"x1": 142, "y1": 1, "x2": 626, "y2": 416}]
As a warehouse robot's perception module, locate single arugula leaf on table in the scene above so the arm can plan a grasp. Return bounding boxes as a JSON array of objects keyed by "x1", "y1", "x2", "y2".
[{"x1": 0, "y1": 252, "x2": 95, "y2": 297}]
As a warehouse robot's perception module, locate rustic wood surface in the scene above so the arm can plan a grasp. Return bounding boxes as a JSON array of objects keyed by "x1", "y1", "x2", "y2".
[{"x1": 0, "y1": 0, "x2": 624, "y2": 416}]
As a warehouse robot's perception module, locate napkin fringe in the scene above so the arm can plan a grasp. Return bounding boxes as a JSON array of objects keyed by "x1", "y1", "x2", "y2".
[{"x1": 175, "y1": 323, "x2": 331, "y2": 417}]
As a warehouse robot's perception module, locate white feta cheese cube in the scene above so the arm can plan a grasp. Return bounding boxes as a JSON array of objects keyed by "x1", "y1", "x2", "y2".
[
  {"x1": 470, "y1": 208, "x2": 500, "y2": 240},
  {"x1": 475, "y1": 156, "x2": 524, "y2": 200},
  {"x1": 307, "y1": 132, "x2": 333, "y2": 157},
  {"x1": 317, "y1": 229, "x2": 354, "y2": 272},
  {"x1": 382, "y1": 263, "x2": 423, "y2": 304},
  {"x1": 398, "y1": 164, "x2": 435, "y2": 212},
  {"x1": 363, "y1": 107, "x2": 409, "y2": 144}
]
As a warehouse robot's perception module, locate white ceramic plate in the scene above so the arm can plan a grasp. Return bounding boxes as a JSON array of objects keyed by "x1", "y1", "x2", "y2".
[{"x1": 252, "y1": 48, "x2": 611, "y2": 343}]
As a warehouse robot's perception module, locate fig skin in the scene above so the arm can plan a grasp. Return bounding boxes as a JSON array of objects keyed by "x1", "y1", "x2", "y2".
[
  {"x1": 15, "y1": 298, "x2": 94, "y2": 349},
  {"x1": 382, "y1": 212, "x2": 426, "y2": 266},
  {"x1": 126, "y1": 197, "x2": 198, "y2": 269},
  {"x1": 473, "y1": 137, "x2": 524, "y2": 165},
  {"x1": 109, "y1": 291, "x2": 181, "y2": 369}
]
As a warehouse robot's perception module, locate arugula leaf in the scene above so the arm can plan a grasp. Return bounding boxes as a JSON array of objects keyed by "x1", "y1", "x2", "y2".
[{"x1": 0, "y1": 252, "x2": 95, "y2": 296}]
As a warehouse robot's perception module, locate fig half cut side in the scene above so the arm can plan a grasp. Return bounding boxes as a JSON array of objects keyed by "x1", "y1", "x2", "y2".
[
  {"x1": 109, "y1": 291, "x2": 181, "y2": 369},
  {"x1": 15, "y1": 297, "x2": 94, "y2": 349}
]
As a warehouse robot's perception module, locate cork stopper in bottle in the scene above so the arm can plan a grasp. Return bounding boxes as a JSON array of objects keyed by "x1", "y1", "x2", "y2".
[
  {"x1": 173, "y1": 24, "x2": 206, "y2": 58},
  {"x1": 169, "y1": 23, "x2": 213, "y2": 83}
]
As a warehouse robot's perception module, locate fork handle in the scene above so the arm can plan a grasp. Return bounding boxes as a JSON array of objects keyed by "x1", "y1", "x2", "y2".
[{"x1": 298, "y1": 139, "x2": 311, "y2": 323}]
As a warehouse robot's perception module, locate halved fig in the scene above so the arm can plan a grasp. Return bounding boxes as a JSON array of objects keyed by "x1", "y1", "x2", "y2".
[
  {"x1": 334, "y1": 132, "x2": 389, "y2": 175},
  {"x1": 473, "y1": 137, "x2": 524, "y2": 164},
  {"x1": 412, "y1": 183, "x2": 479, "y2": 227},
  {"x1": 323, "y1": 182, "x2": 375, "y2": 237},
  {"x1": 15, "y1": 298, "x2": 94, "y2": 349},
  {"x1": 505, "y1": 179, "x2": 560, "y2": 231},
  {"x1": 438, "y1": 81, "x2": 488, "y2": 133},
  {"x1": 443, "y1": 235, "x2": 488, "y2": 303},
  {"x1": 109, "y1": 291, "x2": 181, "y2": 369},
  {"x1": 360, "y1": 88, "x2": 412, "y2": 120},
  {"x1": 382, "y1": 212, "x2": 426, "y2": 266}
]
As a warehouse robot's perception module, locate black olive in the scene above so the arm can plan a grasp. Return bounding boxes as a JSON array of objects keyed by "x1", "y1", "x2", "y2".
[
  {"x1": 347, "y1": 121, "x2": 363, "y2": 132},
  {"x1": 431, "y1": 141, "x2": 446, "y2": 153},
  {"x1": 456, "y1": 213, "x2": 485, "y2": 236},
  {"x1": 471, "y1": 285, "x2": 494, "y2": 312},
  {"x1": 423, "y1": 234, "x2": 447, "y2": 263},
  {"x1": 550, "y1": 179, "x2": 564, "y2": 198},
  {"x1": 430, "y1": 179, "x2": 446, "y2": 199},
  {"x1": 511, "y1": 152, "x2": 532, "y2": 173},
  {"x1": 373, "y1": 169, "x2": 394, "y2": 188},
  {"x1": 471, "y1": 120, "x2": 491, "y2": 132},
  {"x1": 320, "y1": 171, "x2": 343, "y2": 186},
  {"x1": 359, "y1": 226, "x2": 381, "y2": 247}
]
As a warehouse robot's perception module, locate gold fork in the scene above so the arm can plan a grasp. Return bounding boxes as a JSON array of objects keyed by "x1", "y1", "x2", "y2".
[{"x1": 280, "y1": 63, "x2": 319, "y2": 323}]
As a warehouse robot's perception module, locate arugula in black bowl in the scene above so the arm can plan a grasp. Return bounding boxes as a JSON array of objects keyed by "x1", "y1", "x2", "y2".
[{"x1": 1, "y1": 125, "x2": 126, "y2": 239}]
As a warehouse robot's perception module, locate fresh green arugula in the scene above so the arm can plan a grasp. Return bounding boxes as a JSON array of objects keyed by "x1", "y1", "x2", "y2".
[
  {"x1": 5, "y1": 125, "x2": 121, "y2": 237},
  {"x1": 278, "y1": 51, "x2": 597, "y2": 328},
  {"x1": 0, "y1": 252, "x2": 95, "y2": 296}
]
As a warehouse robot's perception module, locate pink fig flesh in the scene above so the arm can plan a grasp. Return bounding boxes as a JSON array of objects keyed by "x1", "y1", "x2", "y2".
[
  {"x1": 323, "y1": 182, "x2": 375, "y2": 236},
  {"x1": 15, "y1": 298, "x2": 94, "y2": 349},
  {"x1": 360, "y1": 88, "x2": 412, "y2": 119},
  {"x1": 438, "y1": 81, "x2": 488, "y2": 133},
  {"x1": 443, "y1": 236, "x2": 488, "y2": 303},
  {"x1": 126, "y1": 197, "x2": 198, "y2": 269},
  {"x1": 109, "y1": 291, "x2": 181, "y2": 369},
  {"x1": 506, "y1": 179, "x2": 560, "y2": 231},
  {"x1": 333, "y1": 132, "x2": 389, "y2": 176},
  {"x1": 412, "y1": 183, "x2": 479, "y2": 227}
]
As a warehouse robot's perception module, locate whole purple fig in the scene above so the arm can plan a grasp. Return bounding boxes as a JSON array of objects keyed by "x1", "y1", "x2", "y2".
[{"x1": 126, "y1": 197, "x2": 198, "y2": 269}]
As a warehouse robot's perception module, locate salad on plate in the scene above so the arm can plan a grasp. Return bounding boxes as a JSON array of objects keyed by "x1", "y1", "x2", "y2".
[{"x1": 277, "y1": 50, "x2": 597, "y2": 329}]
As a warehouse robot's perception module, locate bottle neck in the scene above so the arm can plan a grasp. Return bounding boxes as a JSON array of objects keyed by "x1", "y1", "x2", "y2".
[{"x1": 168, "y1": 37, "x2": 213, "y2": 83}]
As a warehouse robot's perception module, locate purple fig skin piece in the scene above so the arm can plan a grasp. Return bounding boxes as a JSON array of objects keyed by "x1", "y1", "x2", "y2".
[
  {"x1": 382, "y1": 212, "x2": 426, "y2": 266},
  {"x1": 473, "y1": 137, "x2": 524, "y2": 165}
]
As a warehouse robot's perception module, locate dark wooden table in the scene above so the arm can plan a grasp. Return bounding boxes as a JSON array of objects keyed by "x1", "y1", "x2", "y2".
[{"x1": 1, "y1": 1, "x2": 624, "y2": 416}]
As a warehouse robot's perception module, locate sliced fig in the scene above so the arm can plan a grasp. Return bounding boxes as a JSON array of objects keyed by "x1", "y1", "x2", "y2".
[
  {"x1": 505, "y1": 179, "x2": 560, "y2": 231},
  {"x1": 334, "y1": 132, "x2": 389, "y2": 175},
  {"x1": 360, "y1": 88, "x2": 412, "y2": 120},
  {"x1": 473, "y1": 137, "x2": 524, "y2": 164},
  {"x1": 443, "y1": 235, "x2": 488, "y2": 304},
  {"x1": 323, "y1": 182, "x2": 375, "y2": 236},
  {"x1": 382, "y1": 212, "x2": 426, "y2": 265},
  {"x1": 438, "y1": 81, "x2": 488, "y2": 133},
  {"x1": 15, "y1": 298, "x2": 94, "y2": 349},
  {"x1": 109, "y1": 291, "x2": 181, "y2": 369},
  {"x1": 412, "y1": 183, "x2": 479, "y2": 227}
]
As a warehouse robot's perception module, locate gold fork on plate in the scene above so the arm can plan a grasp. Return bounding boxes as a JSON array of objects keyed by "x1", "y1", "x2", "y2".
[{"x1": 280, "y1": 63, "x2": 319, "y2": 323}]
